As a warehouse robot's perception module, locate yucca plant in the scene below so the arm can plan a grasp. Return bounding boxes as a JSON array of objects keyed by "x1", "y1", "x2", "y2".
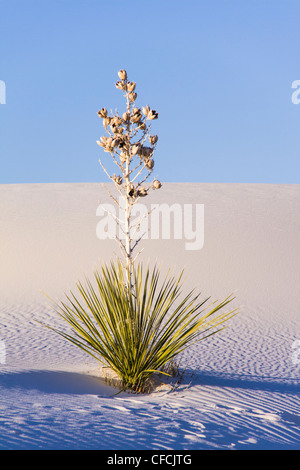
[
  {"x1": 43, "y1": 69, "x2": 238, "y2": 393},
  {"x1": 45, "y1": 260, "x2": 237, "y2": 393}
]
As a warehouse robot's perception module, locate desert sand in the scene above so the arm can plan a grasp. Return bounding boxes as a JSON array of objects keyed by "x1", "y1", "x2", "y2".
[{"x1": 0, "y1": 182, "x2": 299, "y2": 449}]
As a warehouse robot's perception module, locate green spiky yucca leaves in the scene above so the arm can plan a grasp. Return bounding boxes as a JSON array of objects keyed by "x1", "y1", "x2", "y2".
[{"x1": 45, "y1": 260, "x2": 238, "y2": 393}]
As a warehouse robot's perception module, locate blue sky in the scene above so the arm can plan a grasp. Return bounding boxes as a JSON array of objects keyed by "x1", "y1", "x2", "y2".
[{"x1": 1, "y1": 0, "x2": 300, "y2": 184}]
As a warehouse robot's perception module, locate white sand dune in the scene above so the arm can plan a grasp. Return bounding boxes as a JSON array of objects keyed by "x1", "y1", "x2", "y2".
[{"x1": 0, "y1": 182, "x2": 299, "y2": 450}]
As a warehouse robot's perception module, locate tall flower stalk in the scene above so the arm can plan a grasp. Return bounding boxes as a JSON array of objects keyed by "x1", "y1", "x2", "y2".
[{"x1": 97, "y1": 69, "x2": 161, "y2": 290}]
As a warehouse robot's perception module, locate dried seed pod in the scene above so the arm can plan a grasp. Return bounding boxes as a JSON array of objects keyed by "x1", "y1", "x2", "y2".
[
  {"x1": 111, "y1": 116, "x2": 123, "y2": 126},
  {"x1": 140, "y1": 146, "x2": 152, "y2": 157},
  {"x1": 138, "y1": 122, "x2": 146, "y2": 131},
  {"x1": 112, "y1": 174, "x2": 123, "y2": 185},
  {"x1": 97, "y1": 136, "x2": 108, "y2": 147},
  {"x1": 137, "y1": 187, "x2": 147, "y2": 197},
  {"x1": 110, "y1": 121, "x2": 123, "y2": 134},
  {"x1": 112, "y1": 138, "x2": 119, "y2": 148},
  {"x1": 111, "y1": 123, "x2": 124, "y2": 134},
  {"x1": 146, "y1": 159, "x2": 154, "y2": 170},
  {"x1": 98, "y1": 108, "x2": 108, "y2": 118},
  {"x1": 142, "y1": 105, "x2": 150, "y2": 116},
  {"x1": 122, "y1": 112, "x2": 130, "y2": 122},
  {"x1": 118, "y1": 139, "x2": 126, "y2": 149},
  {"x1": 127, "y1": 81, "x2": 136, "y2": 92},
  {"x1": 118, "y1": 69, "x2": 127, "y2": 81},
  {"x1": 131, "y1": 114, "x2": 142, "y2": 124},
  {"x1": 129, "y1": 92, "x2": 137, "y2": 102},
  {"x1": 131, "y1": 108, "x2": 142, "y2": 123},
  {"x1": 128, "y1": 184, "x2": 137, "y2": 198},
  {"x1": 131, "y1": 144, "x2": 140, "y2": 156},
  {"x1": 153, "y1": 180, "x2": 162, "y2": 189},
  {"x1": 149, "y1": 134, "x2": 158, "y2": 145},
  {"x1": 103, "y1": 137, "x2": 114, "y2": 152},
  {"x1": 115, "y1": 80, "x2": 126, "y2": 90},
  {"x1": 147, "y1": 109, "x2": 159, "y2": 120}
]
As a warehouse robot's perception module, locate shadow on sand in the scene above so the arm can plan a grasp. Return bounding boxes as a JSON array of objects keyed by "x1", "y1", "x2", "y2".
[
  {"x1": 0, "y1": 369, "x2": 120, "y2": 396},
  {"x1": 190, "y1": 369, "x2": 299, "y2": 394},
  {"x1": 0, "y1": 367, "x2": 298, "y2": 396}
]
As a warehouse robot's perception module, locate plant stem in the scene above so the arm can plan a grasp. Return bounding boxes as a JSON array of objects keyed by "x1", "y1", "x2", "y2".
[{"x1": 124, "y1": 84, "x2": 133, "y2": 291}]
